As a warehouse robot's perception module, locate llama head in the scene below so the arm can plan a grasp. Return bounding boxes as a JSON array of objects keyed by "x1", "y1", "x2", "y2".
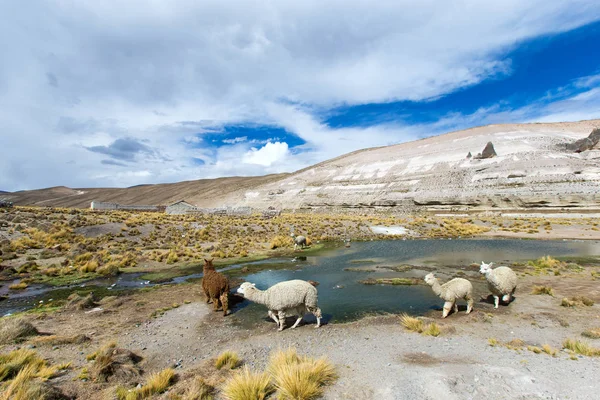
[
  {"x1": 424, "y1": 273, "x2": 436, "y2": 285},
  {"x1": 479, "y1": 261, "x2": 494, "y2": 274},
  {"x1": 203, "y1": 258, "x2": 215, "y2": 270},
  {"x1": 237, "y1": 282, "x2": 256, "y2": 296}
]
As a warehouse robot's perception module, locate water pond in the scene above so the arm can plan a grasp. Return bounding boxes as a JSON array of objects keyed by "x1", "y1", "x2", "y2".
[{"x1": 2, "y1": 239, "x2": 599, "y2": 322}]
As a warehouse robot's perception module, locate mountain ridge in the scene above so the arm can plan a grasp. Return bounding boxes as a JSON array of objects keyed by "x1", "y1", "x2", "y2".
[{"x1": 5, "y1": 119, "x2": 600, "y2": 212}]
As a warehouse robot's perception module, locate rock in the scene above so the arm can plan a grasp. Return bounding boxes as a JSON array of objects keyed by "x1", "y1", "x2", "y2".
[
  {"x1": 466, "y1": 152, "x2": 472, "y2": 159},
  {"x1": 474, "y1": 142, "x2": 497, "y2": 159},
  {"x1": 565, "y1": 128, "x2": 600, "y2": 153}
]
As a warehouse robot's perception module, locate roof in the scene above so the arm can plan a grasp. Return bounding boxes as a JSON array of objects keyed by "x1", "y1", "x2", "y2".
[{"x1": 167, "y1": 200, "x2": 196, "y2": 207}]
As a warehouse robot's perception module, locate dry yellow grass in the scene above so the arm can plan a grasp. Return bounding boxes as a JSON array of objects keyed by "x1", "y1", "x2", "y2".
[
  {"x1": 0, "y1": 318, "x2": 38, "y2": 345},
  {"x1": 221, "y1": 366, "x2": 273, "y2": 400},
  {"x1": 267, "y1": 349, "x2": 337, "y2": 400},
  {"x1": 400, "y1": 314, "x2": 423, "y2": 333},
  {"x1": 423, "y1": 322, "x2": 441, "y2": 337},
  {"x1": 542, "y1": 344, "x2": 558, "y2": 357},
  {"x1": 488, "y1": 338, "x2": 498, "y2": 347},
  {"x1": 117, "y1": 368, "x2": 176, "y2": 400},
  {"x1": 582, "y1": 328, "x2": 600, "y2": 339},
  {"x1": 215, "y1": 351, "x2": 241, "y2": 370},
  {"x1": 561, "y1": 296, "x2": 595, "y2": 307},
  {"x1": 531, "y1": 285, "x2": 554, "y2": 296},
  {"x1": 182, "y1": 377, "x2": 214, "y2": 400},
  {"x1": 563, "y1": 338, "x2": 600, "y2": 357},
  {"x1": 0, "y1": 348, "x2": 70, "y2": 400}
]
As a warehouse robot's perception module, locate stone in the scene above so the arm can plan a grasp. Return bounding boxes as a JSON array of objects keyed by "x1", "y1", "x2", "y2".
[
  {"x1": 565, "y1": 128, "x2": 600, "y2": 153},
  {"x1": 475, "y1": 142, "x2": 497, "y2": 159}
]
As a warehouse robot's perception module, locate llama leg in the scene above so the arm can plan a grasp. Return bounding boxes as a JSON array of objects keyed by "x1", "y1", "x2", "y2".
[
  {"x1": 442, "y1": 301, "x2": 453, "y2": 318},
  {"x1": 204, "y1": 288, "x2": 211, "y2": 303},
  {"x1": 466, "y1": 297, "x2": 473, "y2": 314},
  {"x1": 453, "y1": 303, "x2": 458, "y2": 314},
  {"x1": 291, "y1": 315, "x2": 303, "y2": 329},
  {"x1": 212, "y1": 297, "x2": 220, "y2": 311},
  {"x1": 268, "y1": 310, "x2": 279, "y2": 326},
  {"x1": 277, "y1": 310, "x2": 286, "y2": 331},
  {"x1": 220, "y1": 293, "x2": 229, "y2": 316},
  {"x1": 493, "y1": 295, "x2": 500, "y2": 309}
]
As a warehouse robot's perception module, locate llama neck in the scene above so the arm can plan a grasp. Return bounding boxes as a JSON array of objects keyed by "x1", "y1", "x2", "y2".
[
  {"x1": 430, "y1": 279, "x2": 443, "y2": 297},
  {"x1": 244, "y1": 287, "x2": 268, "y2": 305}
]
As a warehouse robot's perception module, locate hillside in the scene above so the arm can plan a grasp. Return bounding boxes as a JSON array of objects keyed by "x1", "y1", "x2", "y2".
[
  {"x1": 4, "y1": 174, "x2": 288, "y2": 208},
  {"x1": 5, "y1": 119, "x2": 600, "y2": 212}
]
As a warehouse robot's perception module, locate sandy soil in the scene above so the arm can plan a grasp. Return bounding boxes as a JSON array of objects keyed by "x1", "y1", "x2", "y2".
[{"x1": 7, "y1": 268, "x2": 599, "y2": 400}]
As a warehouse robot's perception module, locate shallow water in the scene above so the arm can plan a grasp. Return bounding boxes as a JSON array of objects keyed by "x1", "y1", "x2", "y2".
[
  {"x1": 230, "y1": 238, "x2": 600, "y2": 325},
  {"x1": 2, "y1": 239, "x2": 600, "y2": 320}
]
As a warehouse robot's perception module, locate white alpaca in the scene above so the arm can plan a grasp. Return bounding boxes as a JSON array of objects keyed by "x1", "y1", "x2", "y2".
[
  {"x1": 479, "y1": 261, "x2": 517, "y2": 309},
  {"x1": 237, "y1": 280, "x2": 322, "y2": 331},
  {"x1": 424, "y1": 273, "x2": 474, "y2": 318}
]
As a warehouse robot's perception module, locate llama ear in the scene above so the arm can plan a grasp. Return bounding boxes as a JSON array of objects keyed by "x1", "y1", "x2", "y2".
[{"x1": 489, "y1": 262, "x2": 494, "y2": 266}]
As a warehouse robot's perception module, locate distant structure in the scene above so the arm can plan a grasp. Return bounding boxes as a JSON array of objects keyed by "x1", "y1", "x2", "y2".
[
  {"x1": 262, "y1": 206, "x2": 281, "y2": 218},
  {"x1": 90, "y1": 201, "x2": 164, "y2": 212},
  {"x1": 165, "y1": 200, "x2": 198, "y2": 215},
  {"x1": 165, "y1": 200, "x2": 254, "y2": 216}
]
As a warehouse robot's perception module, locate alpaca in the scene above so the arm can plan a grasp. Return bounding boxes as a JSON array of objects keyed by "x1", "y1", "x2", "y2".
[
  {"x1": 424, "y1": 273, "x2": 474, "y2": 318},
  {"x1": 479, "y1": 261, "x2": 517, "y2": 308},
  {"x1": 237, "y1": 280, "x2": 322, "y2": 331},
  {"x1": 201, "y1": 258, "x2": 230, "y2": 316},
  {"x1": 291, "y1": 234, "x2": 307, "y2": 250}
]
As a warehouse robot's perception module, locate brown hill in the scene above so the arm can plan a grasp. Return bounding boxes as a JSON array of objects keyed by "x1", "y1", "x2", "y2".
[{"x1": 5, "y1": 175, "x2": 287, "y2": 208}]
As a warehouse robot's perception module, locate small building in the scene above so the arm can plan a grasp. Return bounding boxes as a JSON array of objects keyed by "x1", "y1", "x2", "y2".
[{"x1": 166, "y1": 200, "x2": 198, "y2": 215}]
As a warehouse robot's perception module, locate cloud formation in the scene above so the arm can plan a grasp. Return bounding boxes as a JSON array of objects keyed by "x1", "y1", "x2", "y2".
[{"x1": 0, "y1": 1, "x2": 599, "y2": 191}]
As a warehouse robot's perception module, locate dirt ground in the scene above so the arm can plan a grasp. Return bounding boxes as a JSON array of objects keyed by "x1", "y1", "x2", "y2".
[{"x1": 3, "y1": 267, "x2": 599, "y2": 400}]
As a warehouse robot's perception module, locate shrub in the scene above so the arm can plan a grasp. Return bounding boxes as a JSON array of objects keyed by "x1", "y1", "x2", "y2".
[
  {"x1": 9, "y1": 282, "x2": 28, "y2": 290},
  {"x1": 267, "y1": 348, "x2": 336, "y2": 400},
  {"x1": 0, "y1": 318, "x2": 38, "y2": 345},
  {"x1": 561, "y1": 296, "x2": 594, "y2": 307},
  {"x1": 221, "y1": 367, "x2": 273, "y2": 400},
  {"x1": 423, "y1": 322, "x2": 441, "y2": 337},
  {"x1": 269, "y1": 235, "x2": 293, "y2": 250},
  {"x1": 563, "y1": 338, "x2": 600, "y2": 357},
  {"x1": 215, "y1": 351, "x2": 241, "y2": 370},
  {"x1": 166, "y1": 251, "x2": 179, "y2": 264},
  {"x1": 399, "y1": 314, "x2": 423, "y2": 333},
  {"x1": 531, "y1": 285, "x2": 554, "y2": 296},
  {"x1": 582, "y1": 328, "x2": 600, "y2": 339}
]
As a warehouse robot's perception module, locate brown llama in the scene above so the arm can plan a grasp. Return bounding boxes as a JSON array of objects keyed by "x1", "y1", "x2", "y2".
[{"x1": 201, "y1": 258, "x2": 230, "y2": 316}]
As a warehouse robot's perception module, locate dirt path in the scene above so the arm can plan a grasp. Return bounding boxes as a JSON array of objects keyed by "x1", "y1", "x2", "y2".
[{"x1": 113, "y1": 288, "x2": 600, "y2": 400}]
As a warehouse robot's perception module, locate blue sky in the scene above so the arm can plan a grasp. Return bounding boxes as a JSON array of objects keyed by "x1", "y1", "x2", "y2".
[{"x1": 1, "y1": 1, "x2": 600, "y2": 191}]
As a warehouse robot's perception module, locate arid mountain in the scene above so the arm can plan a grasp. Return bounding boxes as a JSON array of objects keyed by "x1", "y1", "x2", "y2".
[
  {"x1": 6, "y1": 120, "x2": 600, "y2": 212},
  {"x1": 5, "y1": 175, "x2": 288, "y2": 209}
]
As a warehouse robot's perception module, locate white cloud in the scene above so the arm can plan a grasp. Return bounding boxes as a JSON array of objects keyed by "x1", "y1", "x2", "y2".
[
  {"x1": 223, "y1": 136, "x2": 248, "y2": 144},
  {"x1": 242, "y1": 142, "x2": 290, "y2": 166},
  {"x1": 1, "y1": 1, "x2": 600, "y2": 190}
]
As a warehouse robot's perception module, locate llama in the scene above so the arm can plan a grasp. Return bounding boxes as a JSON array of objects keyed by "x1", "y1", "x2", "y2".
[{"x1": 201, "y1": 258, "x2": 230, "y2": 316}]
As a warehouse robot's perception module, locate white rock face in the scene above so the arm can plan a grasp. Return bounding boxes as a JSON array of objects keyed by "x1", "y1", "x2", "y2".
[{"x1": 222, "y1": 120, "x2": 600, "y2": 212}]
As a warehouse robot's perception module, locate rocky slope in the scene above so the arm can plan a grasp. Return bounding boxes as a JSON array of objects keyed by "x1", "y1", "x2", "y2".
[
  {"x1": 6, "y1": 120, "x2": 600, "y2": 212},
  {"x1": 229, "y1": 120, "x2": 600, "y2": 212}
]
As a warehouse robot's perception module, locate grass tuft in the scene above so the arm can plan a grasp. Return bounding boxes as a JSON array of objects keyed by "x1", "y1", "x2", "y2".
[
  {"x1": 221, "y1": 366, "x2": 273, "y2": 400},
  {"x1": 267, "y1": 349, "x2": 337, "y2": 400},
  {"x1": 582, "y1": 328, "x2": 600, "y2": 339},
  {"x1": 563, "y1": 338, "x2": 600, "y2": 357},
  {"x1": 400, "y1": 313, "x2": 423, "y2": 333},
  {"x1": 117, "y1": 368, "x2": 176, "y2": 400},
  {"x1": 531, "y1": 285, "x2": 554, "y2": 296},
  {"x1": 542, "y1": 344, "x2": 558, "y2": 357},
  {"x1": 423, "y1": 322, "x2": 441, "y2": 337},
  {"x1": 0, "y1": 318, "x2": 38, "y2": 345},
  {"x1": 561, "y1": 296, "x2": 595, "y2": 307},
  {"x1": 183, "y1": 377, "x2": 214, "y2": 400},
  {"x1": 215, "y1": 351, "x2": 241, "y2": 370},
  {"x1": 488, "y1": 338, "x2": 498, "y2": 347}
]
